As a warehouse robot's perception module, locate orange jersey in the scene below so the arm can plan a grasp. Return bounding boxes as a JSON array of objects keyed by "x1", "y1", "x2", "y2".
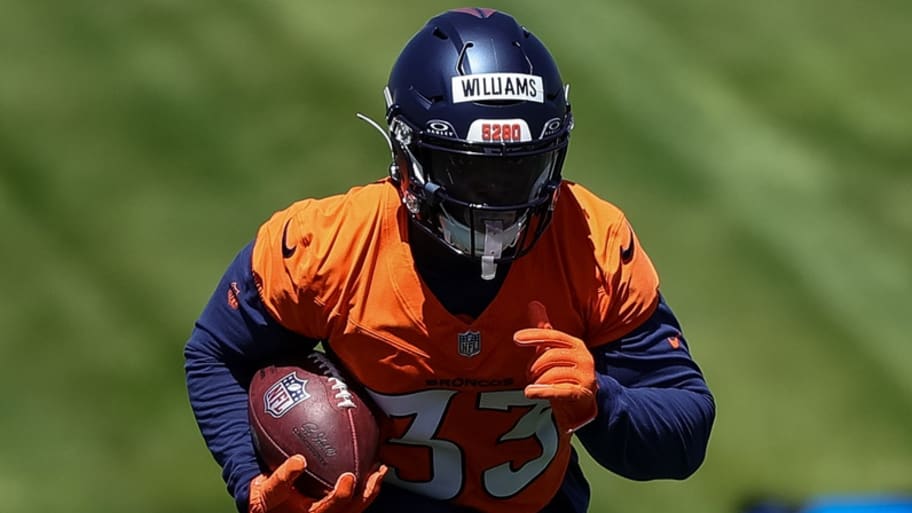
[{"x1": 251, "y1": 179, "x2": 659, "y2": 513}]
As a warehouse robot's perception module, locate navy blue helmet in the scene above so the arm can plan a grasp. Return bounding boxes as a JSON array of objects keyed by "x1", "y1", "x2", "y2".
[{"x1": 385, "y1": 8, "x2": 573, "y2": 275}]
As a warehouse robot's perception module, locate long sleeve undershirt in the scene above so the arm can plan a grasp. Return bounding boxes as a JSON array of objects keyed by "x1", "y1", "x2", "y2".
[{"x1": 185, "y1": 243, "x2": 714, "y2": 512}]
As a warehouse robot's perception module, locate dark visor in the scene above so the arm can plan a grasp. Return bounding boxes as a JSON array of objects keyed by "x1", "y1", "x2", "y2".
[{"x1": 426, "y1": 150, "x2": 558, "y2": 206}]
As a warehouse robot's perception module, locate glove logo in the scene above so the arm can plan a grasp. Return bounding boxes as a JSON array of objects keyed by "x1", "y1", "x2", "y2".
[
  {"x1": 457, "y1": 331, "x2": 482, "y2": 358},
  {"x1": 264, "y1": 372, "x2": 310, "y2": 418}
]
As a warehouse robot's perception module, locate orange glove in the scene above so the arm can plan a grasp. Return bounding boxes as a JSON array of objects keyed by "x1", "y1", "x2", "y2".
[
  {"x1": 249, "y1": 455, "x2": 388, "y2": 513},
  {"x1": 513, "y1": 301, "x2": 598, "y2": 434}
]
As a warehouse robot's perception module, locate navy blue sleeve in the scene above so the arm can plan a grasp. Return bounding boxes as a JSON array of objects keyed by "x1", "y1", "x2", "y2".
[
  {"x1": 184, "y1": 242, "x2": 318, "y2": 512},
  {"x1": 574, "y1": 294, "x2": 715, "y2": 481}
]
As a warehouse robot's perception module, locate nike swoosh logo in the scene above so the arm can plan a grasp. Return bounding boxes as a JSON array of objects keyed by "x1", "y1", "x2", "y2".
[
  {"x1": 281, "y1": 219, "x2": 296, "y2": 259},
  {"x1": 620, "y1": 227, "x2": 635, "y2": 264}
]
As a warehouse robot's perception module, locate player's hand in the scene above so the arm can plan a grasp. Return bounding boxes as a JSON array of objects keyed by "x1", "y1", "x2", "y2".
[
  {"x1": 249, "y1": 454, "x2": 388, "y2": 513},
  {"x1": 310, "y1": 464, "x2": 388, "y2": 513},
  {"x1": 249, "y1": 455, "x2": 311, "y2": 513},
  {"x1": 513, "y1": 301, "x2": 598, "y2": 434}
]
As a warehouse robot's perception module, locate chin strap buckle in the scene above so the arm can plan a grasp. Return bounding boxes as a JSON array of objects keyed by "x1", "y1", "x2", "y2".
[{"x1": 480, "y1": 220, "x2": 505, "y2": 280}]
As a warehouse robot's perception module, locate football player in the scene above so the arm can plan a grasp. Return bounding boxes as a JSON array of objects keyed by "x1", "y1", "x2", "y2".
[{"x1": 185, "y1": 8, "x2": 715, "y2": 513}]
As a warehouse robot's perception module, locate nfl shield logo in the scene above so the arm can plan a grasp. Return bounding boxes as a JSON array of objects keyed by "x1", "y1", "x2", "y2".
[
  {"x1": 457, "y1": 331, "x2": 481, "y2": 358},
  {"x1": 264, "y1": 372, "x2": 310, "y2": 418}
]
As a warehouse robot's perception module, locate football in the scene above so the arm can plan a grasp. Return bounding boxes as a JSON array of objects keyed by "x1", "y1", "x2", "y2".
[{"x1": 248, "y1": 351, "x2": 381, "y2": 498}]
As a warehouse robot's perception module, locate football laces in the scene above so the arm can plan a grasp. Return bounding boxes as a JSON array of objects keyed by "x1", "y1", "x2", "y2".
[{"x1": 308, "y1": 353, "x2": 356, "y2": 409}]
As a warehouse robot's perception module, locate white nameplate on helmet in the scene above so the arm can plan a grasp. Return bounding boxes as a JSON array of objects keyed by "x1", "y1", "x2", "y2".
[
  {"x1": 466, "y1": 119, "x2": 532, "y2": 143},
  {"x1": 452, "y1": 73, "x2": 544, "y2": 104}
]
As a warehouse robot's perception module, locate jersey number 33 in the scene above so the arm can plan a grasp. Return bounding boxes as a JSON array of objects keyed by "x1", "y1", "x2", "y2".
[{"x1": 368, "y1": 388, "x2": 560, "y2": 500}]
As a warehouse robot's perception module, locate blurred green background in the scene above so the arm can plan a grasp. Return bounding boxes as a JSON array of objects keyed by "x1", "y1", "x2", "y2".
[{"x1": 1, "y1": 1, "x2": 910, "y2": 512}]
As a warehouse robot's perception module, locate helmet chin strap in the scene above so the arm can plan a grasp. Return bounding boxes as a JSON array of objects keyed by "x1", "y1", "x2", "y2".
[
  {"x1": 480, "y1": 220, "x2": 505, "y2": 280},
  {"x1": 439, "y1": 212, "x2": 524, "y2": 280}
]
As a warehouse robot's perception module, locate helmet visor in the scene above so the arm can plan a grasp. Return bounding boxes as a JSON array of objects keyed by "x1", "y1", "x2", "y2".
[{"x1": 426, "y1": 150, "x2": 558, "y2": 207}]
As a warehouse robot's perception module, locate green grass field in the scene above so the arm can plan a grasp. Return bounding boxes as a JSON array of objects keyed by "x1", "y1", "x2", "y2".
[{"x1": 1, "y1": 1, "x2": 910, "y2": 512}]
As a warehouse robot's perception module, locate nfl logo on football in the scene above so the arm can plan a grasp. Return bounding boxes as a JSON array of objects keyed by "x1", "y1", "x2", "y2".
[
  {"x1": 457, "y1": 331, "x2": 481, "y2": 358},
  {"x1": 264, "y1": 372, "x2": 310, "y2": 418}
]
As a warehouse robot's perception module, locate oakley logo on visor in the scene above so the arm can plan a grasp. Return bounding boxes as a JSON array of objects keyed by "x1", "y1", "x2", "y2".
[
  {"x1": 467, "y1": 119, "x2": 531, "y2": 143},
  {"x1": 452, "y1": 73, "x2": 544, "y2": 104}
]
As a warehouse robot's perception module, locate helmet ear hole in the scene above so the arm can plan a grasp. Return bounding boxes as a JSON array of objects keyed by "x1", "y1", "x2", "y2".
[
  {"x1": 389, "y1": 138, "x2": 410, "y2": 186},
  {"x1": 391, "y1": 138, "x2": 434, "y2": 220},
  {"x1": 388, "y1": 162, "x2": 400, "y2": 184}
]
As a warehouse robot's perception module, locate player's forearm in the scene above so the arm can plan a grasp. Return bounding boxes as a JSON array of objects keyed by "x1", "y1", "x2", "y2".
[
  {"x1": 577, "y1": 375, "x2": 714, "y2": 480},
  {"x1": 183, "y1": 243, "x2": 313, "y2": 512},
  {"x1": 577, "y1": 296, "x2": 715, "y2": 480},
  {"x1": 185, "y1": 329, "x2": 260, "y2": 512}
]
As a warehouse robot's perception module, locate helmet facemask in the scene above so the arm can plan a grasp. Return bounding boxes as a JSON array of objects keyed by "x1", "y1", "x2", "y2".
[{"x1": 390, "y1": 116, "x2": 567, "y2": 278}]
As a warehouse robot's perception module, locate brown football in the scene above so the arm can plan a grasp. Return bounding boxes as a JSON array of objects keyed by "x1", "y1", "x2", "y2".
[{"x1": 248, "y1": 351, "x2": 380, "y2": 497}]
